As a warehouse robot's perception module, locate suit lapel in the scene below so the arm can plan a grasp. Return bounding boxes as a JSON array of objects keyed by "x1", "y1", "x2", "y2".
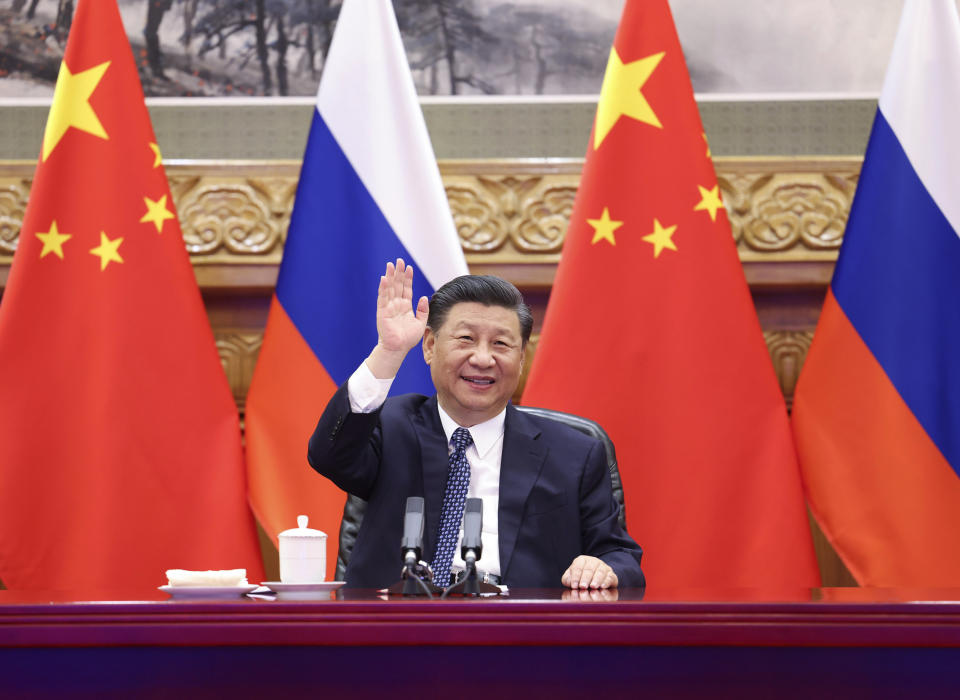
[
  {"x1": 498, "y1": 405, "x2": 547, "y2": 579},
  {"x1": 410, "y1": 395, "x2": 449, "y2": 559}
]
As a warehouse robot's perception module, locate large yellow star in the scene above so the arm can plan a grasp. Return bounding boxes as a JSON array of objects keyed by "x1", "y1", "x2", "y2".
[
  {"x1": 36, "y1": 220, "x2": 72, "y2": 260},
  {"x1": 42, "y1": 60, "x2": 111, "y2": 161},
  {"x1": 587, "y1": 207, "x2": 624, "y2": 246},
  {"x1": 90, "y1": 232, "x2": 124, "y2": 271},
  {"x1": 693, "y1": 184, "x2": 724, "y2": 222},
  {"x1": 594, "y1": 48, "x2": 665, "y2": 149},
  {"x1": 642, "y1": 219, "x2": 678, "y2": 258},
  {"x1": 149, "y1": 142, "x2": 162, "y2": 168},
  {"x1": 140, "y1": 194, "x2": 176, "y2": 233}
]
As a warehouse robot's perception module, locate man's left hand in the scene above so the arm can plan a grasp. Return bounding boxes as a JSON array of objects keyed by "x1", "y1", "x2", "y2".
[{"x1": 561, "y1": 555, "x2": 618, "y2": 589}]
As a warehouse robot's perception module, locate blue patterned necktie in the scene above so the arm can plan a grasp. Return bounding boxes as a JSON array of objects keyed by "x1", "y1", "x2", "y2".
[{"x1": 431, "y1": 427, "x2": 473, "y2": 587}]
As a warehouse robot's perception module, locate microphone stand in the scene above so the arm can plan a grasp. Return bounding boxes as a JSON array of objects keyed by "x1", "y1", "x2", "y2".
[
  {"x1": 441, "y1": 497, "x2": 502, "y2": 597},
  {"x1": 440, "y1": 550, "x2": 499, "y2": 597},
  {"x1": 386, "y1": 496, "x2": 437, "y2": 597},
  {"x1": 399, "y1": 555, "x2": 435, "y2": 596}
]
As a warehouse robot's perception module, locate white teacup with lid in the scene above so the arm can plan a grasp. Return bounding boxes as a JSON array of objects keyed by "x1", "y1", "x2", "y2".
[{"x1": 279, "y1": 515, "x2": 327, "y2": 583}]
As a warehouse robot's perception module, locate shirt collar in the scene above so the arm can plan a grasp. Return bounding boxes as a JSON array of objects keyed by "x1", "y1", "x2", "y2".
[{"x1": 436, "y1": 402, "x2": 506, "y2": 460}]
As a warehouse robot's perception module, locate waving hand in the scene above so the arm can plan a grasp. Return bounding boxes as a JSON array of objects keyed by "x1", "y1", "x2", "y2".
[{"x1": 366, "y1": 259, "x2": 429, "y2": 379}]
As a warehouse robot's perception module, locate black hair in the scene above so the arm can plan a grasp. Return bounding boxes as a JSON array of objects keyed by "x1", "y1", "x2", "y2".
[{"x1": 427, "y1": 275, "x2": 533, "y2": 345}]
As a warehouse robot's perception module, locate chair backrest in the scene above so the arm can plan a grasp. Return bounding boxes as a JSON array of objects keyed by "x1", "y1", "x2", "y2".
[{"x1": 333, "y1": 405, "x2": 626, "y2": 581}]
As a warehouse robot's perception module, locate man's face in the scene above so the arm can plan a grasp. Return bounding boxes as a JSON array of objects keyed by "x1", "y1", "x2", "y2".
[{"x1": 423, "y1": 301, "x2": 525, "y2": 427}]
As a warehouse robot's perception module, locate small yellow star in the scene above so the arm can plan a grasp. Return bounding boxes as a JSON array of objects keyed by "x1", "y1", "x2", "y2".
[
  {"x1": 35, "y1": 220, "x2": 72, "y2": 260},
  {"x1": 594, "y1": 47, "x2": 665, "y2": 149},
  {"x1": 42, "y1": 60, "x2": 111, "y2": 161},
  {"x1": 693, "y1": 184, "x2": 724, "y2": 222},
  {"x1": 139, "y1": 194, "x2": 176, "y2": 233},
  {"x1": 702, "y1": 132, "x2": 711, "y2": 158},
  {"x1": 642, "y1": 219, "x2": 678, "y2": 258},
  {"x1": 149, "y1": 142, "x2": 162, "y2": 168},
  {"x1": 587, "y1": 207, "x2": 624, "y2": 246},
  {"x1": 90, "y1": 232, "x2": 124, "y2": 271}
]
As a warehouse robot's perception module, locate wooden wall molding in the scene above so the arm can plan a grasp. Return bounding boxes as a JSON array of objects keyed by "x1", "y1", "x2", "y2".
[
  {"x1": 214, "y1": 331, "x2": 264, "y2": 416},
  {"x1": 0, "y1": 175, "x2": 29, "y2": 258},
  {"x1": 1, "y1": 157, "x2": 859, "y2": 264},
  {"x1": 763, "y1": 330, "x2": 816, "y2": 410},
  {"x1": 720, "y1": 162, "x2": 857, "y2": 258}
]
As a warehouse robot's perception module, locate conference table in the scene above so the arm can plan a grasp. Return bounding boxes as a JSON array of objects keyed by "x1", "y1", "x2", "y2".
[{"x1": 2, "y1": 586, "x2": 959, "y2": 698}]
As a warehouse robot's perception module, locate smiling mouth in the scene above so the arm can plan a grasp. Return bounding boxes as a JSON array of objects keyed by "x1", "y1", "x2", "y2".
[{"x1": 462, "y1": 376, "x2": 495, "y2": 385}]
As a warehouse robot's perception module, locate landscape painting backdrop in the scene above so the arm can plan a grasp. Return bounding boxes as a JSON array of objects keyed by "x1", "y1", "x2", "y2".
[{"x1": 0, "y1": 0, "x2": 924, "y2": 99}]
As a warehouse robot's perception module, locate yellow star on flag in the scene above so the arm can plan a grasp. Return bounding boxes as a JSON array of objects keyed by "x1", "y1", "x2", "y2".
[
  {"x1": 42, "y1": 60, "x2": 111, "y2": 161},
  {"x1": 694, "y1": 184, "x2": 724, "y2": 222},
  {"x1": 149, "y1": 142, "x2": 162, "y2": 168},
  {"x1": 90, "y1": 232, "x2": 123, "y2": 271},
  {"x1": 35, "y1": 220, "x2": 72, "y2": 260},
  {"x1": 594, "y1": 47, "x2": 665, "y2": 149},
  {"x1": 702, "y1": 132, "x2": 711, "y2": 158},
  {"x1": 140, "y1": 194, "x2": 176, "y2": 234},
  {"x1": 642, "y1": 218, "x2": 678, "y2": 258},
  {"x1": 587, "y1": 207, "x2": 624, "y2": 246}
]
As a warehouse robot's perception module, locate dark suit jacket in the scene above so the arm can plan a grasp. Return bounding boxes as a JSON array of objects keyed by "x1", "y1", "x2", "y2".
[{"x1": 307, "y1": 382, "x2": 645, "y2": 589}]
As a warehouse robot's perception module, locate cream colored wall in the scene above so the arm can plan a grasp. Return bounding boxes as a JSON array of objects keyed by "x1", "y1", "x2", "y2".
[{"x1": 0, "y1": 98, "x2": 877, "y2": 160}]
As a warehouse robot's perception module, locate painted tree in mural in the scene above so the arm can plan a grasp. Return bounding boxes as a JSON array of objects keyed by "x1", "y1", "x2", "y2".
[
  {"x1": 9, "y1": 0, "x2": 73, "y2": 41},
  {"x1": 396, "y1": 0, "x2": 499, "y2": 94},
  {"x1": 192, "y1": 0, "x2": 340, "y2": 95},
  {"x1": 190, "y1": 0, "x2": 274, "y2": 94},
  {"x1": 145, "y1": 0, "x2": 174, "y2": 78},
  {"x1": 298, "y1": 0, "x2": 340, "y2": 81},
  {"x1": 6, "y1": 0, "x2": 343, "y2": 95},
  {"x1": 1, "y1": 0, "x2": 615, "y2": 97},
  {"x1": 486, "y1": 5, "x2": 613, "y2": 94}
]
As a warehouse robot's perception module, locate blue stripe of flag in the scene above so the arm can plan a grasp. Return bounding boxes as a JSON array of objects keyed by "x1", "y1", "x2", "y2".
[
  {"x1": 831, "y1": 110, "x2": 960, "y2": 475},
  {"x1": 276, "y1": 110, "x2": 435, "y2": 394}
]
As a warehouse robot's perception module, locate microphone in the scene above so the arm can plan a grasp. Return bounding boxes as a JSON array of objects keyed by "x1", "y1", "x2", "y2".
[
  {"x1": 460, "y1": 497, "x2": 483, "y2": 566},
  {"x1": 439, "y1": 498, "x2": 499, "y2": 597},
  {"x1": 400, "y1": 496, "x2": 424, "y2": 569}
]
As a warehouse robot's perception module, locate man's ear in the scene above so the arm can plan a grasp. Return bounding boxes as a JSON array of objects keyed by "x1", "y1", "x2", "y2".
[{"x1": 422, "y1": 328, "x2": 435, "y2": 364}]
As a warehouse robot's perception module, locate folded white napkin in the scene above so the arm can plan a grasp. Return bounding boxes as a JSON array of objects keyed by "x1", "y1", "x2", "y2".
[{"x1": 165, "y1": 569, "x2": 248, "y2": 587}]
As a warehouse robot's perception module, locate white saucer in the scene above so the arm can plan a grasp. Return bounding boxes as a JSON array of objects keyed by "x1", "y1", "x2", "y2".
[
  {"x1": 158, "y1": 584, "x2": 258, "y2": 598},
  {"x1": 260, "y1": 581, "x2": 345, "y2": 600}
]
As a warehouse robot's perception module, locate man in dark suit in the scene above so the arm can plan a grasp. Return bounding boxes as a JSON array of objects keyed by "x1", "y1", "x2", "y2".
[{"x1": 308, "y1": 259, "x2": 644, "y2": 589}]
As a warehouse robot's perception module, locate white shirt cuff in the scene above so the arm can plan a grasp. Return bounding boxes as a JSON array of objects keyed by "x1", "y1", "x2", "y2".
[{"x1": 347, "y1": 361, "x2": 394, "y2": 413}]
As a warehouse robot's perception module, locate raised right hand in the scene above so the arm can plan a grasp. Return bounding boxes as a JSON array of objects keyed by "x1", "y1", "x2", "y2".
[{"x1": 366, "y1": 259, "x2": 429, "y2": 379}]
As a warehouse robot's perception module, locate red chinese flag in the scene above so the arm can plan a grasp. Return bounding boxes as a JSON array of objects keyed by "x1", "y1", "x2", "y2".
[
  {"x1": 0, "y1": 0, "x2": 264, "y2": 590},
  {"x1": 521, "y1": 0, "x2": 819, "y2": 588}
]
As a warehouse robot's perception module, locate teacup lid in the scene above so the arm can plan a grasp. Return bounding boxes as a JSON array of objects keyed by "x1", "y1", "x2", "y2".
[{"x1": 279, "y1": 515, "x2": 327, "y2": 539}]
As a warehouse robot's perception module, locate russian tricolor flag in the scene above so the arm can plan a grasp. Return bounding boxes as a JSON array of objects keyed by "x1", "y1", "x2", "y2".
[
  {"x1": 793, "y1": 0, "x2": 960, "y2": 586},
  {"x1": 245, "y1": 0, "x2": 467, "y2": 578}
]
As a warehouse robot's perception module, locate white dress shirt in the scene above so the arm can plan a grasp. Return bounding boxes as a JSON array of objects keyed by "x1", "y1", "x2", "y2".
[{"x1": 348, "y1": 362, "x2": 503, "y2": 575}]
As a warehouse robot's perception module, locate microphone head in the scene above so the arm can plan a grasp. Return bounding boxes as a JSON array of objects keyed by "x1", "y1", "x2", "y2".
[
  {"x1": 405, "y1": 496, "x2": 424, "y2": 515},
  {"x1": 401, "y1": 496, "x2": 425, "y2": 563},
  {"x1": 460, "y1": 497, "x2": 483, "y2": 561},
  {"x1": 465, "y1": 498, "x2": 482, "y2": 517}
]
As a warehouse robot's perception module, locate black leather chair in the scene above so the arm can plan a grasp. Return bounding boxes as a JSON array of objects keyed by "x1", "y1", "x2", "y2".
[{"x1": 334, "y1": 406, "x2": 626, "y2": 581}]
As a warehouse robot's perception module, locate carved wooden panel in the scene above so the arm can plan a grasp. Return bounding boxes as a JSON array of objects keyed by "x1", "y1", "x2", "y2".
[
  {"x1": 214, "y1": 331, "x2": 263, "y2": 414},
  {"x1": 763, "y1": 330, "x2": 815, "y2": 409},
  {"x1": 0, "y1": 158, "x2": 861, "y2": 267},
  {"x1": 0, "y1": 178, "x2": 29, "y2": 257},
  {"x1": 721, "y1": 168, "x2": 858, "y2": 255},
  {"x1": 168, "y1": 170, "x2": 296, "y2": 262},
  {"x1": 445, "y1": 174, "x2": 577, "y2": 255}
]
